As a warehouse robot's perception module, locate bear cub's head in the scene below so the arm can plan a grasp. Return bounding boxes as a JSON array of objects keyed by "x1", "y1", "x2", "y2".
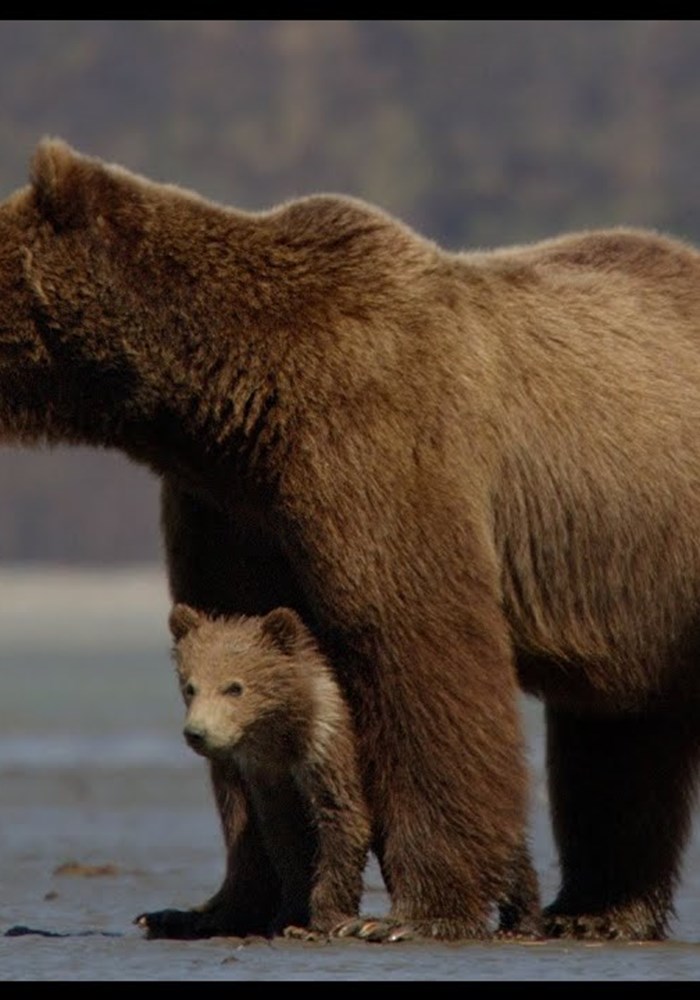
[{"x1": 169, "y1": 604, "x2": 328, "y2": 772}]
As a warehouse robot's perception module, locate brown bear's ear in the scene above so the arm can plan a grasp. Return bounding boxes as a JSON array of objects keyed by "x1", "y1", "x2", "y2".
[
  {"x1": 169, "y1": 604, "x2": 202, "y2": 641},
  {"x1": 30, "y1": 136, "x2": 144, "y2": 233},
  {"x1": 261, "y1": 607, "x2": 304, "y2": 655},
  {"x1": 31, "y1": 137, "x2": 101, "y2": 230}
]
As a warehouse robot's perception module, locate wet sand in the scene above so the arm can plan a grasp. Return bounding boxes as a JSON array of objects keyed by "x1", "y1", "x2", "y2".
[{"x1": 4, "y1": 762, "x2": 700, "y2": 981}]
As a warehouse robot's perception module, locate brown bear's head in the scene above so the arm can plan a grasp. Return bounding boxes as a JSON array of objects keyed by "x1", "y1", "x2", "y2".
[
  {"x1": 0, "y1": 184, "x2": 54, "y2": 443},
  {"x1": 0, "y1": 138, "x2": 225, "y2": 449},
  {"x1": 0, "y1": 140, "x2": 148, "y2": 444},
  {"x1": 0, "y1": 135, "x2": 424, "y2": 464}
]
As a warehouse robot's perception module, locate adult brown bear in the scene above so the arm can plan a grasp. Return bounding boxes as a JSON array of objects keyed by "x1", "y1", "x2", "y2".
[{"x1": 1, "y1": 137, "x2": 699, "y2": 941}]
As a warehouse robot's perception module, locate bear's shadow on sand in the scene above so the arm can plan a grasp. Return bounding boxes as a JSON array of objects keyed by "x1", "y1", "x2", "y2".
[{"x1": 4, "y1": 925, "x2": 122, "y2": 938}]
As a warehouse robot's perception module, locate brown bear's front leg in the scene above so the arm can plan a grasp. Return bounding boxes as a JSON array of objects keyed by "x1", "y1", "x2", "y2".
[
  {"x1": 136, "y1": 761, "x2": 281, "y2": 939},
  {"x1": 543, "y1": 705, "x2": 700, "y2": 941},
  {"x1": 338, "y1": 602, "x2": 537, "y2": 942},
  {"x1": 136, "y1": 479, "x2": 309, "y2": 938},
  {"x1": 496, "y1": 838, "x2": 543, "y2": 939}
]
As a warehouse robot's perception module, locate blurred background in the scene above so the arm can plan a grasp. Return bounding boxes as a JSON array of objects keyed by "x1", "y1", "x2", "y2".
[{"x1": 1, "y1": 18, "x2": 700, "y2": 565}]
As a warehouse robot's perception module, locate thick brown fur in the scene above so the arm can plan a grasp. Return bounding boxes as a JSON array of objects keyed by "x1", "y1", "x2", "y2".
[
  {"x1": 1, "y1": 138, "x2": 700, "y2": 941},
  {"x1": 135, "y1": 605, "x2": 371, "y2": 939}
]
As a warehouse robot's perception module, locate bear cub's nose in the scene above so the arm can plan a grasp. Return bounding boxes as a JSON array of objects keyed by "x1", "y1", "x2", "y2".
[{"x1": 183, "y1": 725, "x2": 208, "y2": 751}]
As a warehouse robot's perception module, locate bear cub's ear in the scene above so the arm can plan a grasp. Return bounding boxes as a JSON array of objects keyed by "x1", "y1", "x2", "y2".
[
  {"x1": 169, "y1": 603, "x2": 202, "y2": 641},
  {"x1": 261, "y1": 607, "x2": 304, "y2": 655}
]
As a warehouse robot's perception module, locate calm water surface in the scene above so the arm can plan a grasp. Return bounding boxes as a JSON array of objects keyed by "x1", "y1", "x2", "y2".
[{"x1": 1, "y1": 567, "x2": 699, "y2": 981}]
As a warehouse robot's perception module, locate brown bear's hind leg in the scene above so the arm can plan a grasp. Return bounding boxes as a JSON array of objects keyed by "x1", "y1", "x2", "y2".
[{"x1": 543, "y1": 705, "x2": 700, "y2": 941}]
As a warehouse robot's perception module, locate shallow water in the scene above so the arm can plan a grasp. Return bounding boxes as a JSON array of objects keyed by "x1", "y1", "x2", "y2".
[{"x1": 1, "y1": 567, "x2": 700, "y2": 980}]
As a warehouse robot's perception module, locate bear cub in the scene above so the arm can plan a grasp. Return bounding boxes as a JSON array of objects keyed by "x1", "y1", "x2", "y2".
[{"x1": 149, "y1": 603, "x2": 372, "y2": 938}]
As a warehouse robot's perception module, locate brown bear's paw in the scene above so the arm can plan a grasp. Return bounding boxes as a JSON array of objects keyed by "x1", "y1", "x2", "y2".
[
  {"x1": 493, "y1": 924, "x2": 545, "y2": 943},
  {"x1": 543, "y1": 908, "x2": 666, "y2": 942},
  {"x1": 494, "y1": 909, "x2": 544, "y2": 942},
  {"x1": 282, "y1": 925, "x2": 330, "y2": 943},
  {"x1": 333, "y1": 915, "x2": 490, "y2": 943},
  {"x1": 280, "y1": 908, "x2": 367, "y2": 942},
  {"x1": 333, "y1": 917, "x2": 416, "y2": 942},
  {"x1": 134, "y1": 907, "x2": 248, "y2": 940}
]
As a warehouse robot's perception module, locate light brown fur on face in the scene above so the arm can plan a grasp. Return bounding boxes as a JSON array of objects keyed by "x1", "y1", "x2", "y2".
[
  {"x1": 2, "y1": 137, "x2": 700, "y2": 941},
  {"x1": 143, "y1": 605, "x2": 370, "y2": 938},
  {"x1": 174, "y1": 607, "x2": 315, "y2": 767}
]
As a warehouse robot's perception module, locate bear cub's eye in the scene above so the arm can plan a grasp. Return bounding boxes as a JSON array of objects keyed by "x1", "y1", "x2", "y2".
[
  {"x1": 182, "y1": 681, "x2": 196, "y2": 700},
  {"x1": 224, "y1": 681, "x2": 244, "y2": 697}
]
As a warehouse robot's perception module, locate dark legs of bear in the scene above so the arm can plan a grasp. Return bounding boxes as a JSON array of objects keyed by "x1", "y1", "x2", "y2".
[{"x1": 543, "y1": 705, "x2": 700, "y2": 940}]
